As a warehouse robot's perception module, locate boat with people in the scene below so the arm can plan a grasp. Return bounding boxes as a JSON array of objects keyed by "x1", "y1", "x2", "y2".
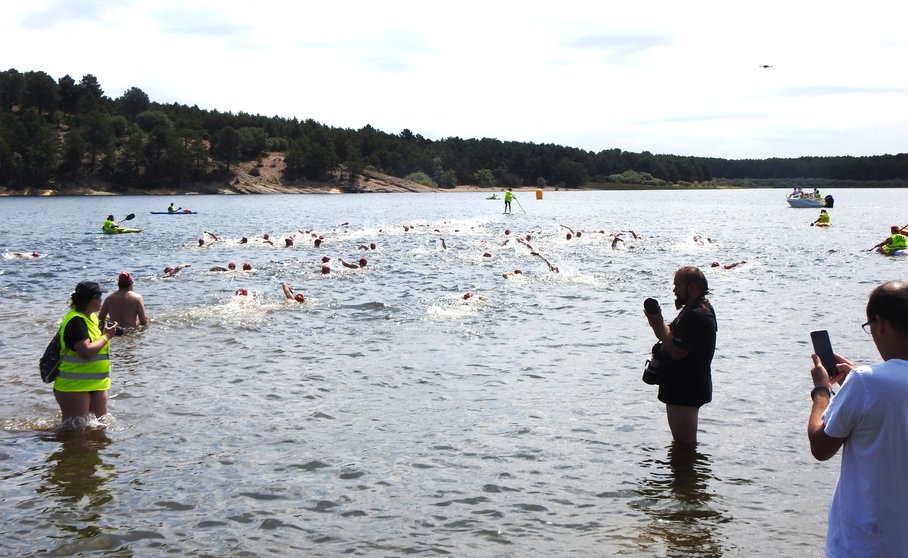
[
  {"x1": 486, "y1": 195, "x2": 498, "y2": 200},
  {"x1": 786, "y1": 191, "x2": 834, "y2": 208}
]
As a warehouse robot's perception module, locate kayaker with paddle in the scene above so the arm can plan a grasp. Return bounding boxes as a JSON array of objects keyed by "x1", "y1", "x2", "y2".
[
  {"x1": 167, "y1": 203, "x2": 176, "y2": 213},
  {"x1": 101, "y1": 213, "x2": 135, "y2": 233},
  {"x1": 102, "y1": 215, "x2": 120, "y2": 233},
  {"x1": 872, "y1": 225, "x2": 908, "y2": 255},
  {"x1": 811, "y1": 209, "x2": 831, "y2": 226}
]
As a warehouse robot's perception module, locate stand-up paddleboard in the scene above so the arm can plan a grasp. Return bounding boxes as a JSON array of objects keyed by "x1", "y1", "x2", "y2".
[{"x1": 151, "y1": 211, "x2": 198, "y2": 214}]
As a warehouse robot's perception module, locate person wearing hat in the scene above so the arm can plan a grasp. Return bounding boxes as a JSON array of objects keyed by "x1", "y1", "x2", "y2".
[
  {"x1": 98, "y1": 272, "x2": 148, "y2": 329},
  {"x1": 281, "y1": 283, "x2": 305, "y2": 303},
  {"x1": 872, "y1": 225, "x2": 908, "y2": 255},
  {"x1": 54, "y1": 281, "x2": 120, "y2": 425}
]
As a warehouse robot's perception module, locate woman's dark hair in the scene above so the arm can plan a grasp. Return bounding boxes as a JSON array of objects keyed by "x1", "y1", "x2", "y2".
[
  {"x1": 867, "y1": 281, "x2": 908, "y2": 333},
  {"x1": 676, "y1": 266, "x2": 709, "y2": 295},
  {"x1": 70, "y1": 281, "x2": 103, "y2": 311}
]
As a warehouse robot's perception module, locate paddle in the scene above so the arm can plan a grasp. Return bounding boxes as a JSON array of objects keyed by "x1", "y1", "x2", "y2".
[{"x1": 513, "y1": 195, "x2": 527, "y2": 215}]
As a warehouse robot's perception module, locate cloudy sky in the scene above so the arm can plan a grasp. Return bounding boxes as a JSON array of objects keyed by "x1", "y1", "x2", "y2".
[{"x1": 3, "y1": 0, "x2": 907, "y2": 159}]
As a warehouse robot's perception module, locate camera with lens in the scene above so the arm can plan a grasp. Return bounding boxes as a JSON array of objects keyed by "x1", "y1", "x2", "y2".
[
  {"x1": 106, "y1": 320, "x2": 125, "y2": 337},
  {"x1": 642, "y1": 341, "x2": 667, "y2": 385}
]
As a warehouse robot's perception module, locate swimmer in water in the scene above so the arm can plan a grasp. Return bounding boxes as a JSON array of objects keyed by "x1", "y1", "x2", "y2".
[
  {"x1": 281, "y1": 283, "x2": 305, "y2": 303},
  {"x1": 163, "y1": 264, "x2": 191, "y2": 277},
  {"x1": 7, "y1": 251, "x2": 41, "y2": 259},
  {"x1": 711, "y1": 260, "x2": 746, "y2": 270}
]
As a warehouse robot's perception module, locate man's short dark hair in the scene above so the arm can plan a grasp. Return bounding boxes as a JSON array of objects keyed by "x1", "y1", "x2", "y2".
[
  {"x1": 867, "y1": 280, "x2": 908, "y2": 333},
  {"x1": 676, "y1": 266, "x2": 709, "y2": 295}
]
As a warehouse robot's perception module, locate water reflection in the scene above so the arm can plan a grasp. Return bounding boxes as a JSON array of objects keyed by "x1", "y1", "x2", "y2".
[
  {"x1": 632, "y1": 442, "x2": 728, "y2": 557},
  {"x1": 37, "y1": 429, "x2": 113, "y2": 539}
]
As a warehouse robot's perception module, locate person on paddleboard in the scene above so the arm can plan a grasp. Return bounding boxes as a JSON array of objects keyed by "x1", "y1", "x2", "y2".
[{"x1": 504, "y1": 188, "x2": 513, "y2": 214}]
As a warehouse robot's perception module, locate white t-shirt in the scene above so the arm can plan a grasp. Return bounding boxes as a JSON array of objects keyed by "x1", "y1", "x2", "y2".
[{"x1": 823, "y1": 359, "x2": 908, "y2": 558}]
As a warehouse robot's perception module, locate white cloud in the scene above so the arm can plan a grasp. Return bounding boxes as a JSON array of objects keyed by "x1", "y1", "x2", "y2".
[{"x1": 3, "y1": 0, "x2": 908, "y2": 158}]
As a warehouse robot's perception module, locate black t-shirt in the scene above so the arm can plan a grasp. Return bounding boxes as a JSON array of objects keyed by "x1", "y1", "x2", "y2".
[
  {"x1": 62, "y1": 315, "x2": 90, "y2": 350},
  {"x1": 658, "y1": 300, "x2": 717, "y2": 408}
]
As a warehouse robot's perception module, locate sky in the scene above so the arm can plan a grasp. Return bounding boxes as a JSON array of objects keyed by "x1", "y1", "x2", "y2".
[{"x1": 3, "y1": 0, "x2": 908, "y2": 160}]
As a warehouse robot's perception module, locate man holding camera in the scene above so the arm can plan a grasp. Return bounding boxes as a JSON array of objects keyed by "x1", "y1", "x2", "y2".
[
  {"x1": 99, "y1": 272, "x2": 148, "y2": 329},
  {"x1": 644, "y1": 266, "x2": 717, "y2": 444},
  {"x1": 807, "y1": 280, "x2": 908, "y2": 557}
]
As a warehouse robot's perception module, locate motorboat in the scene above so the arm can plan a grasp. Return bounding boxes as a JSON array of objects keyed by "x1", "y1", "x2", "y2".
[{"x1": 787, "y1": 193, "x2": 834, "y2": 208}]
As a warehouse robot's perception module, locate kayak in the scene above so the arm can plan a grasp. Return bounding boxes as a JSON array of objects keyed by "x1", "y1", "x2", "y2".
[
  {"x1": 103, "y1": 228, "x2": 143, "y2": 234},
  {"x1": 151, "y1": 211, "x2": 197, "y2": 214}
]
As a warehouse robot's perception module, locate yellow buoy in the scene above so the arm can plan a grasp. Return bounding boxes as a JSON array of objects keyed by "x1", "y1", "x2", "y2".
[{"x1": 536, "y1": 188, "x2": 543, "y2": 200}]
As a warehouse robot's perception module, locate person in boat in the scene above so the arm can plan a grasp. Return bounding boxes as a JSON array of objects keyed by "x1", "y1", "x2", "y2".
[
  {"x1": 813, "y1": 188, "x2": 822, "y2": 199},
  {"x1": 167, "y1": 203, "x2": 176, "y2": 213},
  {"x1": 99, "y1": 272, "x2": 149, "y2": 329},
  {"x1": 873, "y1": 225, "x2": 908, "y2": 255},
  {"x1": 812, "y1": 209, "x2": 831, "y2": 226},
  {"x1": 102, "y1": 215, "x2": 121, "y2": 233},
  {"x1": 504, "y1": 188, "x2": 513, "y2": 214}
]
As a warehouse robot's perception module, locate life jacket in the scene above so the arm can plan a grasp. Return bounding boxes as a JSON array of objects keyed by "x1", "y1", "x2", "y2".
[
  {"x1": 886, "y1": 233, "x2": 907, "y2": 254},
  {"x1": 102, "y1": 219, "x2": 116, "y2": 233},
  {"x1": 167, "y1": 205, "x2": 175, "y2": 212},
  {"x1": 54, "y1": 310, "x2": 110, "y2": 392},
  {"x1": 818, "y1": 213, "x2": 830, "y2": 224},
  {"x1": 505, "y1": 191, "x2": 513, "y2": 202}
]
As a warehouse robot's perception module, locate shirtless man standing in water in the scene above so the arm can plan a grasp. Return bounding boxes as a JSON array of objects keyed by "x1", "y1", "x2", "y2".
[{"x1": 99, "y1": 272, "x2": 149, "y2": 328}]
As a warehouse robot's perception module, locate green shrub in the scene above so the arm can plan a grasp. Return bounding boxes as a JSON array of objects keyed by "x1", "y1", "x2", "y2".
[{"x1": 405, "y1": 171, "x2": 435, "y2": 187}]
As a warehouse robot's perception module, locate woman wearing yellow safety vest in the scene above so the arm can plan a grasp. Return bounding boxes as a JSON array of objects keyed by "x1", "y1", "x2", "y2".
[{"x1": 54, "y1": 281, "x2": 120, "y2": 426}]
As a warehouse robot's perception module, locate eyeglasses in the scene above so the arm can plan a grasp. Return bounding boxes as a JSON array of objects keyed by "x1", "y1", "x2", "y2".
[{"x1": 861, "y1": 319, "x2": 875, "y2": 334}]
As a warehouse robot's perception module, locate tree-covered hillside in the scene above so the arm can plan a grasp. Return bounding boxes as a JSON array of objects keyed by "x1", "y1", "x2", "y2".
[{"x1": 1, "y1": 68, "x2": 907, "y2": 192}]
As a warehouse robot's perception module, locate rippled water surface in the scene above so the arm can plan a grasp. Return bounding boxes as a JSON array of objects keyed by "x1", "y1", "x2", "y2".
[{"x1": 1, "y1": 189, "x2": 904, "y2": 556}]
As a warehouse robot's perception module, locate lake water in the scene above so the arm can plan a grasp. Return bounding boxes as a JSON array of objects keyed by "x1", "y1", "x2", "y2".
[{"x1": 1, "y1": 188, "x2": 904, "y2": 556}]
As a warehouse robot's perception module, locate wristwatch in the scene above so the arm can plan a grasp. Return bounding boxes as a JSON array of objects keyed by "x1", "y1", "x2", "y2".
[{"x1": 810, "y1": 386, "x2": 833, "y2": 400}]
